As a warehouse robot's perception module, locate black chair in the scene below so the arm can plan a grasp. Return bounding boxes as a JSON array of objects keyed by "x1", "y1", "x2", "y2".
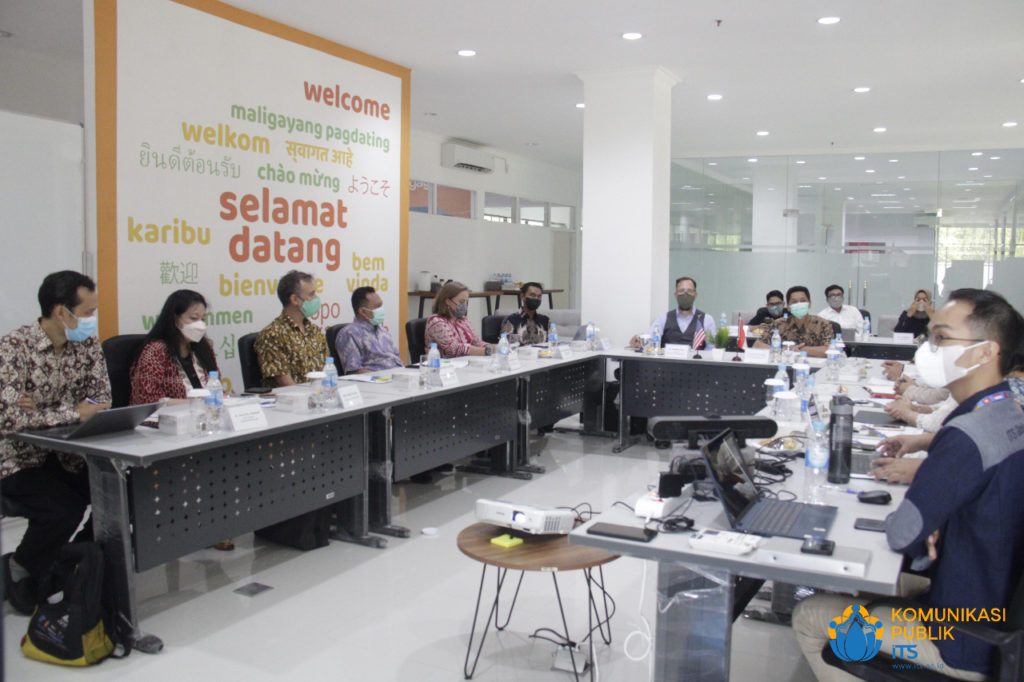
[
  {"x1": 237, "y1": 332, "x2": 263, "y2": 389},
  {"x1": 405, "y1": 317, "x2": 428, "y2": 365},
  {"x1": 859, "y1": 308, "x2": 872, "y2": 326},
  {"x1": 822, "y1": 567, "x2": 1024, "y2": 681},
  {"x1": 325, "y1": 323, "x2": 349, "y2": 371},
  {"x1": 481, "y1": 315, "x2": 505, "y2": 344},
  {"x1": 830, "y1": 320, "x2": 843, "y2": 338},
  {"x1": 101, "y1": 334, "x2": 149, "y2": 407}
]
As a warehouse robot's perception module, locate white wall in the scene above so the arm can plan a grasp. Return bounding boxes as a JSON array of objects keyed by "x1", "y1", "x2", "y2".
[
  {"x1": 407, "y1": 130, "x2": 581, "y2": 324},
  {"x1": 0, "y1": 44, "x2": 84, "y2": 124}
]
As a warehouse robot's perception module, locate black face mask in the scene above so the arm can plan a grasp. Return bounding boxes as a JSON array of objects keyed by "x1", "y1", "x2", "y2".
[
  {"x1": 524, "y1": 298, "x2": 541, "y2": 311},
  {"x1": 676, "y1": 293, "x2": 696, "y2": 310}
]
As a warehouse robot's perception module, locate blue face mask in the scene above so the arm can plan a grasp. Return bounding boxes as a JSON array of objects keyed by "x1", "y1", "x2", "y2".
[{"x1": 64, "y1": 308, "x2": 98, "y2": 342}]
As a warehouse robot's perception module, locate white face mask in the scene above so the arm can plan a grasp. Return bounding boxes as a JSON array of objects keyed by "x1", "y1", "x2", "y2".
[
  {"x1": 917, "y1": 302, "x2": 927, "y2": 313},
  {"x1": 180, "y1": 320, "x2": 207, "y2": 343},
  {"x1": 913, "y1": 341, "x2": 986, "y2": 388}
]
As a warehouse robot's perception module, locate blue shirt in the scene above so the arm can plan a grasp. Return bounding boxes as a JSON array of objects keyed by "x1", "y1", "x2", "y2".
[
  {"x1": 334, "y1": 318, "x2": 402, "y2": 373},
  {"x1": 648, "y1": 310, "x2": 718, "y2": 348}
]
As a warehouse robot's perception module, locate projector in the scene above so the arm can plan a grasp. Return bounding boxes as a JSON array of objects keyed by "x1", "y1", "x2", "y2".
[{"x1": 475, "y1": 499, "x2": 575, "y2": 535}]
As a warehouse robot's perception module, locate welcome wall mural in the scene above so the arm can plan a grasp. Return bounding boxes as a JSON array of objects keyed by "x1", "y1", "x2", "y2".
[{"x1": 95, "y1": 0, "x2": 409, "y2": 391}]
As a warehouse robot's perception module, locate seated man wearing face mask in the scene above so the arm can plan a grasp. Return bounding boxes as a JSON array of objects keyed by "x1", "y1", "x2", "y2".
[
  {"x1": 749, "y1": 289, "x2": 787, "y2": 327},
  {"x1": 629, "y1": 276, "x2": 717, "y2": 349},
  {"x1": 255, "y1": 269, "x2": 330, "y2": 387},
  {"x1": 0, "y1": 271, "x2": 111, "y2": 614},
  {"x1": 793, "y1": 288, "x2": 1024, "y2": 681},
  {"x1": 335, "y1": 286, "x2": 402, "y2": 374},
  {"x1": 753, "y1": 285, "x2": 834, "y2": 357},
  {"x1": 817, "y1": 283, "x2": 864, "y2": 331},
  {"x1": 500, "y1": 281, "x2": 550, "y2": 345}
]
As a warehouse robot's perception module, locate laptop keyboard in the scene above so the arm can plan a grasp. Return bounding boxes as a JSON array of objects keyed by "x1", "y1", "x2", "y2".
[{"x1": 742, "y1": 499, "x2": 802, "y2": 535}]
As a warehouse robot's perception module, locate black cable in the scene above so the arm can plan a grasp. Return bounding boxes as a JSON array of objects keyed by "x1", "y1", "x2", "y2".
[{"x1": 612, "y1": 500, "x2": 635, "y2": 512}]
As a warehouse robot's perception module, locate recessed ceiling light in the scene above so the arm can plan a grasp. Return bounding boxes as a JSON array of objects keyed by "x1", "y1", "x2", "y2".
[
  {"x1": 818, "y1": 176, "x2": 827, "y2": 180},
  {"x1": 742, "y1": 177, "x2": 750, "y2": 181},
  {"x1": 897, "y1": 176, "x2": 906, "y2": 180},
  {"x1": 873, "y1": 127, "x2": 887, "y2": 133},
  {"x1": 847, "y1": 197, "x2": 855, "y2": 201},
  {"x1": 1003, "y1": 121, "x2": 1018, "y2": 127},
  {"x1": 984, "y1": 175, "x2": 993, "y2": 178},
  {"x1": 622, "y1": 32, "x2": 643, "y2": 40},
  {"x1": 971, "y1": 151, "x2": 984, "y2": 156},
  {"x1": 834, "y1": 187, "x2": 842, "y2": 191},
  {"x1": 524, "y1": 141, "x2": 539, "y2": 146},
  {"x1": 708, "y1": 162, "x2": 718, "y2": 166},
  {"x1": 865, "y1": 169, "x2": 876, "y2": 173},
  {"x1": 888, "y1": 159, "x2": 899, "y2": 163},
  {"x1": 767, "y1": 187, "x2": 776, "y2": 191},
  {"x1": 817, "y1": 16, "x2": 841, "y2": 25},
  {"x1": 795, "y1": 160, "x2": 806, "y2": 164},
  {"x1": 747, "y1": 158, "x2": 758, "y2": 163},
  {"x1": 756, "y1": 131, "x2": 770, "y2": 136},
  {"x1": 968, "y1": 167, "x2": 978, "y2": 171},
  {"x1": 990, "y1": 156, "x2": 1001, "y2": 160},
  {"x1": 853, "y1": 86, "x2": 871, "y2": 93},
  {"x1": 706, "y1": 93, "x2": 723, "y2": 101},
  {"x1": 854, "y1": 156, "x2": 866, "y2": 160},
  {"x1": 457, "y1": 49, "x2": 476, "y2": 57},
  {"x1": 575, "y1": 102, "x2": 585, "y2": 109}
]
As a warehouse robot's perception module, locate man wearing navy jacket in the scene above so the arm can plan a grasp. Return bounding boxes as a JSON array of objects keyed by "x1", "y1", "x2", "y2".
[{"x1": 793, "y1": 288, "x2": 1024, "y2": 681}]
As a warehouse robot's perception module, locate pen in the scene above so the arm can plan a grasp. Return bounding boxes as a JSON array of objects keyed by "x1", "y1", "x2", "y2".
[{"x1": 86, "y1": 397, "x2": 101, "y2": 405}]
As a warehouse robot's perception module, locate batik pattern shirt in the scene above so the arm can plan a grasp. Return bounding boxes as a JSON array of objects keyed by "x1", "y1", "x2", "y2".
[
  {"x1": 0, "y1": 323, "x2": 112, "y2": 478},
  {"x1": 759, "y1": 315, "x2": 835, "y2": 347},
  {"x1": 255, "y1": 312, "x2": 328, "y2": 387},
  {"x1": 335, "y1": 319, "x2": 403, "y2": 373},
  {"x1": 499, "y1": 310, "x2": 550, "y2": 345},
  {"x1": 130, "y1": 339, "x2": 218, "y2": 404},
  {"x1": 424, "y1": 315, "x2": 487, "y2": 358}
]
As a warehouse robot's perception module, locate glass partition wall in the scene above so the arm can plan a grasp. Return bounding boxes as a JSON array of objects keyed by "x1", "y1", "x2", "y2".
[{"x1": 669, "y1": 150, "x2": 1024, "y2": 332}]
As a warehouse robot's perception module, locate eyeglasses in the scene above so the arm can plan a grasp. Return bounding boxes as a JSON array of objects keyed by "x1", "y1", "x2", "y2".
[{"x1": 924, "y1": 332, "x2": 984, "y2": 352}]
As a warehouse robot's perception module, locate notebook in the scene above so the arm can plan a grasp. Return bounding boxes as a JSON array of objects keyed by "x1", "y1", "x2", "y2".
[
  {"x1": 700, "y1": 429, "x2": 837, "y2": 539},
  {"x1": 29, "y1": 402, "x2": 160, "y2": 440}
]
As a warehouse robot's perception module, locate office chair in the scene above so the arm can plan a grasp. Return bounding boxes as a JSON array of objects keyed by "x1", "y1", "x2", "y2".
[
  {"x1": 101, "y1": 334, "x2": 149, "y2": 407},
  {"x1": 237, "y1": 332, "x2": 263, "y2": 389},
  {"x1": 405, "y1": 317, "x2": 428, "y2": 365},
  {"x1": 830, "y1": 320, "x2": 843, "y2": 338},
  {"x1": 822, "y1": 567, "x2": 1024, "y2": 681},
  {"x1": 480, "y1": 314, "x2": 505, "y2": 344},
  {"x1": 859, "y1": 308, "x2": 872, "y2": 326},
  {"x1": 325, "y1": 323, "x2": 349, "y2": 371}
]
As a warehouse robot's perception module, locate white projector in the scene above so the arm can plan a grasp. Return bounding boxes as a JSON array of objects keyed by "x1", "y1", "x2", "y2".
[{"x1": 475, "y1": 499, "x2": 576, "y2": 535}]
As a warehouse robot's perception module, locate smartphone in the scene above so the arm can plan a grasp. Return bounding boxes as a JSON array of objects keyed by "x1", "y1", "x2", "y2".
[
  {"x1": 586, "y1": 522, "x2": 657, "y2": 542},
  {"x1": 854, "y1": 517, "x2": 887, "y2": 532},
  {"x1": 800, "y1": 537, "x2": 835, "y2": 555}
]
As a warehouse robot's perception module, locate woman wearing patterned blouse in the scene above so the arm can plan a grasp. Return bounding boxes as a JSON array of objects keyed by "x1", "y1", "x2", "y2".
[
  {"x1": 130, "y1": 290, "x2": 219, "y2": 405},
  {"x1": 424, "y1": 281, "x2": 493, "y2": 358}
]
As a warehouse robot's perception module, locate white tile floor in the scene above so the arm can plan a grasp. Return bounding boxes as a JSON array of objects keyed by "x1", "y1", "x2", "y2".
[{"x1": 2, "y1": 426, "x2": 815, "y2": 680}]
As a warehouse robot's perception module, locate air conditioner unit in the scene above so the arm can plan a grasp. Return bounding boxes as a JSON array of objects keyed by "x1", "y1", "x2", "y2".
[{"x1": 441, "y1": 142, "x2": 494, "y2": 173}]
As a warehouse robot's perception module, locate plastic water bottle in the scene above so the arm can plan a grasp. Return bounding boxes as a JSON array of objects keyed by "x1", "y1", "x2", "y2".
[
  {"x1": 774, "y1": 364, "x2": 790, "y2": 391},
  {"x1": 803, "y1": 375, "x2": 816, "y2": 419},
  {"x1": 793, "y1": 363, "x2": 809, "y2": 396},
  {"x1": 323, "y1": 358, "x2": 339, "y2": 407},
  {"x1": 863, "y1": 317, "x2": 871, "y2": 337},
  {"x1": 804, "y1": 421, "x2": 829, "y2": 505},
  {"x1": 427, "y1": 343, "x2": 442, "y2": 387},
  {"x1": 834, "y1": 333, "x2": 846, "y2": 366},
  {"x1": 826, "y1": 340, "x2": 840, "y2": 381},
  {"x1": 548, "y1": 322, "x2": 558, "y2": 346},
  {"x1": 720, "y1": 311, "x2": 728, "y2": 328},
  {"x1": 496, "y1": 333, "x2": 511, "y2": 372},
  {"x1": 770, "y1": 328, "x2": 782, "y2": 364},
  {"x1": 586, "y1": 321, "x2": 596, "y2": 350},
  {"x1": 205, "y1": 370, "x2": 224, "y2": 433},
  {"x1": 650, "y1": 325, "x2": 661, "y2": 353}
]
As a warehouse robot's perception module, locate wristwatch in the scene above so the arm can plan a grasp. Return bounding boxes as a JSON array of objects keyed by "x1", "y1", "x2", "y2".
[{"x1": 484, "y1": 346, "x2": 493, "y2": 356}]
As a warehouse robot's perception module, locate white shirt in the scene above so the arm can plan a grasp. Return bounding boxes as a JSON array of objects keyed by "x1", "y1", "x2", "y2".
[{"x1": 817, "y1": 304, "x2": 863, "y2": 332}]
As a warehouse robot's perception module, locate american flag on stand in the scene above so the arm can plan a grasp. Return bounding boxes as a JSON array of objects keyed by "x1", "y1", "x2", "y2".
[{"x1": 692, "y1": 325, "x2": 705, "y2": 351}]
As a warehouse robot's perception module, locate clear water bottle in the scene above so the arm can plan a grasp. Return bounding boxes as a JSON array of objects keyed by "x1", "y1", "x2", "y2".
[
  {"x1": 548, "y1": 321, "x2": 558, "y2": 346},
  {"x1": 586, "y1": 321, "x2": 596, "y2": 350},
  {"x1": 793, "y1": 363, "x2": 809, "y2": 396},
  {"x1": 496, "y1": 333, "x2": 511, "y2": 372},
  {"x1": 863, "y1": 317, "x2": 871, "y2": 337},
  {"x1": 774, "y1": 364, "x2": 790, "y2": 391},
  {"x1": 770, "y1": 328, "x2": 782, "y2": 364},
  {"x1": 826, "y1": 339, "x2": 841, "y2": 380},
  {"x1": 834, "y1": 333, "x2": 847, "y2": 366},
  {"x1": 720, "y1": 311, "x2": 728, "y2": 328},
  {"x1": 323, "y1": 357, "x2": 339, "y2": 407},
  {"x1": 804, "y1": 421, "x2": 829, "y2": 505},
  {"x1": 427, "y1": 343, "x2": 442, "y2": 387},
  {"x1": 803, "y1": 375, "x2": 816, "y2": 419},
  {"x1": 650, "y1": 325, "x2": 661, "y2": 353},
  {"x1": 205, "y1": 370, "x2": 224, "y2": 433}
]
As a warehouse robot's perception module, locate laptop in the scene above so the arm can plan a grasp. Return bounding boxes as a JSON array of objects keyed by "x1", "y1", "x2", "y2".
[
  {"x1": 29, "y1": 402, "x2": 160, "y2": 440},
  {"x1": 700, "y1": 429, "x2": 837, "y2": 539}
]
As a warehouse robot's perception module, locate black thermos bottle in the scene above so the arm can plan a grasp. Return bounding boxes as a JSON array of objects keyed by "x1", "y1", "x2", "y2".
[{"x1": 828, "y1": 395, "x2": 854, "y2": 484}]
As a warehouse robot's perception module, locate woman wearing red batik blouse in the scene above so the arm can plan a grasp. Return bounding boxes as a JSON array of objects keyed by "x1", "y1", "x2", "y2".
[
  {"x1": 424, "y1": 281, "x2": 493, "y2": 358},
  {"x1": 130, "y1": 290, "x2": 219, "y2": 405}
]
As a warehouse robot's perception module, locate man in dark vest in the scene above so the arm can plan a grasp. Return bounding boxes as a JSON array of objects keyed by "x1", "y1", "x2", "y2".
[{"x1": 631, "y1": 276, "x2": 718, "y2": 349}]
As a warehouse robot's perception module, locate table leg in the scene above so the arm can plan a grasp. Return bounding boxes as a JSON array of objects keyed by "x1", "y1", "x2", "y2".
[
  {"x1": 547, "y1": 292, "x2": 555, "y2": 309},
  {"x1": 515, "y1": 374, "x2": 545, "y2": 476},
  {"x1": 86, "y1": 458, "x2": 163, "y2": 654},
  {"x1": 463, "y1": 564, "x2": 525, "y2": 679},
  {"x1": 654, "y1": 561, "x2": 734, "y2": 682},
  {"x1": 331, "y1": 413, "x2": 387, "y2": 548},
  {"x1": 486, "y1": 296, "x2": 494, "y2": 315},
  {"x1": 367, "y1": 408, "x2": 410, "y2": 538},
  {"x1": 613, "y1": 359, "x2": 636, "y2": 452},
  {"x1": 418, "y1": 297, "x2": 425, "y2": 318}
]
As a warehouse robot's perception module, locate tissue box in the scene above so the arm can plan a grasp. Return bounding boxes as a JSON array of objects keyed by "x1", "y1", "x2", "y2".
[
  {"x1": 157, "y1": 404, "x2": 193, "y2": 435},
  {"x1": 274, "y1": 387, "x2": 315, "y2": 412}
]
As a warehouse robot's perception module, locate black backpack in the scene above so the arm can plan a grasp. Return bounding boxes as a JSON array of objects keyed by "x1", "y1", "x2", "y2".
[{"x1": 21, "y1": 542, "x2": 130, "y2": 666}]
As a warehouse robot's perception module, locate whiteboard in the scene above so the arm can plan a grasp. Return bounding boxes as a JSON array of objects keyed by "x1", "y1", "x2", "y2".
[{"x1": 0, "y1": 110, "x2": 85, "y2": 334}]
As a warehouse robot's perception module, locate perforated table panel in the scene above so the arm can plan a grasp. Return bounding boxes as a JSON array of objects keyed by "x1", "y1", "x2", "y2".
[
  {"x1": 620, "y1": 358, "x2": 776, "y2": 419},
  {"x1": 525, "y1": 358, "x2": 597, "y2": 427},
  {"x1": 390, "y1": 379, "x2": 517, "y2": 480},
  {"x1": 129, "y1": 415, "x2": 364, "y2": 571}
]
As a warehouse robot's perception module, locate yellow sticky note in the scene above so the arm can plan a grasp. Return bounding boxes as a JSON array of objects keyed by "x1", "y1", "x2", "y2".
[{"x1": 490, "y1": 534, "x2": 523, "y2": 548}]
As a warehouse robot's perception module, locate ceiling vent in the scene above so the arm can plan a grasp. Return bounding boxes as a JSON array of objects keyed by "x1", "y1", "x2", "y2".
[{"x1": 441, "y1": 142, "x2": 494, "y2": 173}]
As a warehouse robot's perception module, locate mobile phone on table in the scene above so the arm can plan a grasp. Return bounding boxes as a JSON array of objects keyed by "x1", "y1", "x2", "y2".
[
  {"x1": 800, "y1": 537, "x2": 835, "y2": 555},
  {"x1": 586, "y1": 522, "x2": 657, "y2": 542},
  {"x1": 854, "y1": 517, "x2": 887, "y2": 532}
]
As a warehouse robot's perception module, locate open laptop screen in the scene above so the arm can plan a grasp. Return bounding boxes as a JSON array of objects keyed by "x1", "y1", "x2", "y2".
[{"x1": 701, "y1": 429, "x2": 760, "y2": 526}]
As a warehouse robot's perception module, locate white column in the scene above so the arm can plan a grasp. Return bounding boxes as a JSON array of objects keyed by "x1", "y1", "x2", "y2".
[
  {"x1": 750, "y1": 158, "x2": 798, "y2": 248},
  {"x1": 578, "y1": 67, "x2": 678, "y2": 345}
]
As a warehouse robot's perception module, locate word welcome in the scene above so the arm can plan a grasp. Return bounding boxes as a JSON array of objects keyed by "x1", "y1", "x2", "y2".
[{"x1": 302, "y1": 81, "x2": 391, "y2": 120}]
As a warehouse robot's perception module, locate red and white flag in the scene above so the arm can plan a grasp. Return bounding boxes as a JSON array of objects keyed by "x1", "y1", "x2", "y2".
[
  {"x1": 737, "y1": 316, "x2": 746, "y2": 349},
  {"x1": 692, "y1": 326, "x2": 705, "y2": 350}
]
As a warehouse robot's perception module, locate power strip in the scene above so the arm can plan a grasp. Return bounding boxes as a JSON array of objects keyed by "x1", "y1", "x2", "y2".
[
  {"x1": 553, "y1": 644, "x2": 589, "y2": 674},
  {"x1": 634, "y1": 484, "x2": 693, "y2": 521}
]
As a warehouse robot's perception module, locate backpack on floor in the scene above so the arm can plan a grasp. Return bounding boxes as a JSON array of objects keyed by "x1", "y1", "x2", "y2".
[{"x1": 21, "y1": 542, "x2": 126, "y2": 666}]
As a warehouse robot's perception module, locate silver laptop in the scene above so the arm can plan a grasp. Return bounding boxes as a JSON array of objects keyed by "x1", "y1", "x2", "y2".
[
  {"x1": 30, "y1": 402, "x2": 160, "y2": 440},
  {"x1": 700, "y1": 429, "x2": 837, "y2": 539}
]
